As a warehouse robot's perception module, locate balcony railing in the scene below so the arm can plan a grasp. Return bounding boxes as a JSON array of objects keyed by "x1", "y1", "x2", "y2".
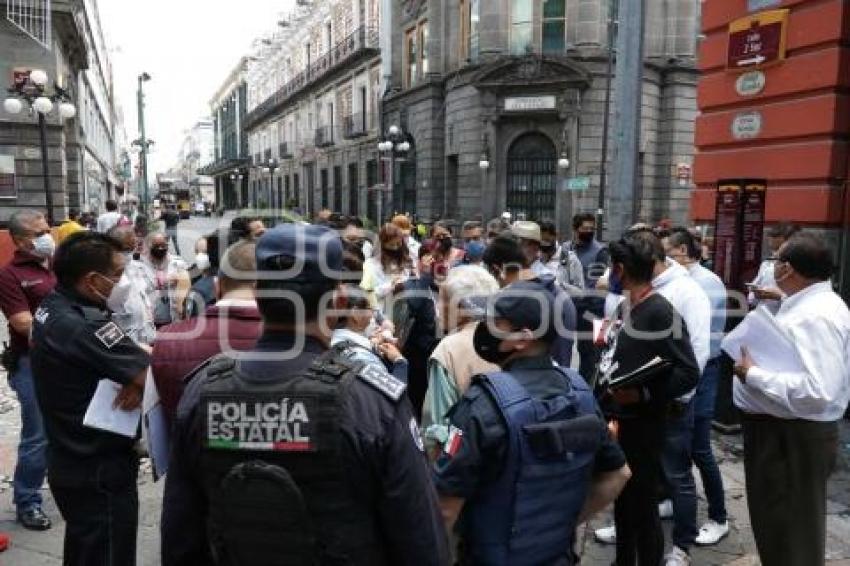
[
  {"x1": 343, "y1": 113, "x2": 368, "y2": 139},
  {"x1": 244, "y1": 26, "x2": 380, "y2": 130},
  {"x1": 279, "y1": 143, "x2": 292, "y2": 159},
  {"x1": 315, "y1": 126, "x2": 335, "y2": 147}
]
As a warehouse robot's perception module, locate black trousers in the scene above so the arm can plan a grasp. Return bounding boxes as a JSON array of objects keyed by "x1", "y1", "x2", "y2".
[
  {"x1": 743, "y1": 415, "x2": 838, "y2": 566},
  {"x1": 49, "y1": 454, "x2": 139, "y2": 566},
  {"x1": 614, "y1": 416, "x2": 666, "y2": 566}
]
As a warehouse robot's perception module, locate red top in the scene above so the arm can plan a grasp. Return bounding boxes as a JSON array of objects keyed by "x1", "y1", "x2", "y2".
[
  {"x1": 0, "y1": 250, "x2": 56, "y2": 354},
  {"x1": 152, "y1": 303, "x2": 262, "y2": 424}
]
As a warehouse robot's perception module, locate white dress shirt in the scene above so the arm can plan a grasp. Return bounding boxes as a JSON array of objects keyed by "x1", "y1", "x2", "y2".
[
  {"x1": 653, "y1": 259, "x2": 712, "y2": 376},
  {"x1": 96, "y1": 211, "x2": 122, "y2": 233},
  {"x1": 736, "y1": 281, "x2": 850, "y2": 422}
]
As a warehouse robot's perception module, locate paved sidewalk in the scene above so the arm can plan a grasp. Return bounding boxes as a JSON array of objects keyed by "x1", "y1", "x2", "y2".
[{"x1": 578, "y1": 430, "x2": 850, "y2": 565}]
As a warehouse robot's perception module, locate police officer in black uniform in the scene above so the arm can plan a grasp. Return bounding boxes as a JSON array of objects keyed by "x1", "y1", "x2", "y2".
[
  {"x1": 30, "y1": 232, "x2": 150, "y2": 566},
  {"x1": 162, "y1": 223, "x2": 449, "y2": 566},
  {"x1": 433, "y1": 280, "x2": 631, "y2": 566}
]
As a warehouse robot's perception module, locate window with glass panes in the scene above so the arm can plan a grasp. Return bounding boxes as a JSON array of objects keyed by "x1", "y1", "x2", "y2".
[
  {"x1": 511, "y1": 0, "x2": 533, "y2": 55},
  {"x1": 419, "y1": 21, "x2": 429, "y2": 75},
  {"x1": 405, "y1": 28, "x2": 417, "y2": 87},
  {"x1": 542, "y1": 0, "x2": 566, "y2": 53}
]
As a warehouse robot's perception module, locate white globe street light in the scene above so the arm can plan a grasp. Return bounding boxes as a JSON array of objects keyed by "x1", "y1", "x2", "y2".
[
  {"x1": 558, "y1": 156, "x2": 571, "y2": 170},
  {"x1": 388, "y1": 125, "x2": 400, "y2": 136},
  {"x1": 32, "y1": 96, "x2": 53, "y2": 115},
  {"x1": 397, "y1": 141, "x2": 410, "y2": 153},
  {"x1": 29, "y1": 69, "x2": 48, "y2": 87},
  {"x1": 3, "y1": 98, "x2": 23, "y2": 115},
  {"x1": 479, "y1": 159, "x2": 490, "y2": 170},
  {"x1": 58, "y1": 102, "x2": 76, "y2": 120}
]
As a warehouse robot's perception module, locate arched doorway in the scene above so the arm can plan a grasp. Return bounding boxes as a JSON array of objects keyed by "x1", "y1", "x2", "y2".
[{"x1": 506, "y1": 133, "x2": 556, "y2": 222}]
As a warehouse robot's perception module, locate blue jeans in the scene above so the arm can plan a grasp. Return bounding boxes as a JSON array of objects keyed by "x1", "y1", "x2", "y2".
[
  {"x1": 9, "y1": 355, "x2": 47, "y2": 510},
  {"x1": 692, "y1": 358, "x2": 727, "y2": 523},
  {"x1": 663, "y1": 400, "x2": 697, "y2": 552}
]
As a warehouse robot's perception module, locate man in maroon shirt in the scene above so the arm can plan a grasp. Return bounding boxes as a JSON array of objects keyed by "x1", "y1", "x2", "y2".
[
  {"x1": 0, "y1": 210, "x2": 57, "y2": 530},
  {"x1": 152, "y1": 240, "x2": 261, "y2": 423}
]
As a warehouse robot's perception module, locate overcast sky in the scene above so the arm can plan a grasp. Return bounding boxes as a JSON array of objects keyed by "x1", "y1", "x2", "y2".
[{"x1": 99, "y1": 0, "x2": 295, "y2": 178}]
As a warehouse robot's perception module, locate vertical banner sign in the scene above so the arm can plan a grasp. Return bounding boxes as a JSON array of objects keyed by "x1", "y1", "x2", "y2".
[
  {"x1": 740, "y1": 183, "x2": 767, "y2": 287},
  {"x1": 714, "y1": 183, "x2": 744, "y2": 288}
]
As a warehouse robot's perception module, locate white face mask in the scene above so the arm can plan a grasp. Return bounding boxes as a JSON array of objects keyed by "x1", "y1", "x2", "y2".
[
  {"x1": 96, "y1": 273, "x2": 133, "y2": 312},
  {"x1": 32, "y1": 234, "x2": 56, "y2": 258},
  {"x1": 195, "y1": 253, "x2": 211, "y2": 272}
]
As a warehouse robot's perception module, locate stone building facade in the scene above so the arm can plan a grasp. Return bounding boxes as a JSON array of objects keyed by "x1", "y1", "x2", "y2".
[
  {"x1": 199, "y1": 58, "x2": 250, "y2": 211},
  {"x1": 381, "y1": 0, "x2": 700, "y2": 233},
  {"x1": 241, "y1": 0, "x2": 384, "y2": 221},
  {"x1": 0, "y1": 0, "x2": 124, "y2": 224}
]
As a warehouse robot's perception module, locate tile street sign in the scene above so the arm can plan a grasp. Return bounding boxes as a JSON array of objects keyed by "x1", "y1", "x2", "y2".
[
  {"x1": 566, "y1": 176, "x2": 591, "y2": 191},
  {"x1": 727, "y1": 10, "x2": 789, "y2": 71},
  {"x1": 748, "y1": 0, "x2": 782, "y2": 12}
]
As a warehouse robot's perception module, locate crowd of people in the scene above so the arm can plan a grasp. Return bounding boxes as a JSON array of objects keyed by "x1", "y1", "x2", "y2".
[{"x1": 0, "y1": 205, "x2": 845, "y2": 566}]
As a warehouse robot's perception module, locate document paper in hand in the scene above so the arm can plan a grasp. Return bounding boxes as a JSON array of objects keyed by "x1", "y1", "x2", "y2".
[
  {"x1": 721, "y1": 306, "x2": 803, "y2": 373},
  {"x1": 83, "y1": 379, "x2": 141, "y2": 438}
]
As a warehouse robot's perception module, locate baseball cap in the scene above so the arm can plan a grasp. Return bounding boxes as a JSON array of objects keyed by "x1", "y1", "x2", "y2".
[
  {"x1": 256, "y1": 223, "x2": 343, "y2": 283},
  {"x1": 487, "y1": 280, "x2": 556, "y2": 339},
  {"x1": 511, "y1": 220, "x2": 542, "y2": 243}
]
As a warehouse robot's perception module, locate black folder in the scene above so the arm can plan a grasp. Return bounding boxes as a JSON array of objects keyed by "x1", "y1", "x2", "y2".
[{"x1": 606, "y1": 356, "x2": 673, "y2": 391}]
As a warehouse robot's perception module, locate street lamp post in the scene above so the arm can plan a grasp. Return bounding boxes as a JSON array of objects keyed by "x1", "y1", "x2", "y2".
[
  {"x1": 133, "y1": 73, "x2": 153, "y2": 215},
  {"x1": 261, "y1": 158, "x2": 279, "y2": 209},
  {"x1": 377, "y1": 124, "x2": 409, "y2": 223},
  {"x1": 4, "y1": 69, "x2": 76, "y2": 226},
  {"x1": 229, "y1": 169, "x2": 245, "y2": 209},
  {"x1": 597, "y1": 1, "x2": 618, "y2": 239}
]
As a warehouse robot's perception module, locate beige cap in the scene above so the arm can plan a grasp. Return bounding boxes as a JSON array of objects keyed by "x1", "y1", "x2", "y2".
[{"x1": 511, "y1": 220, "x2": 542, "y2": 243}]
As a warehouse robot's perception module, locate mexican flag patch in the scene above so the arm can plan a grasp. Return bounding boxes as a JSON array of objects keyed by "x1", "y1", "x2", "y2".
[{"x1": 444, "y1": 426, "x2": 463, "y2": 457}]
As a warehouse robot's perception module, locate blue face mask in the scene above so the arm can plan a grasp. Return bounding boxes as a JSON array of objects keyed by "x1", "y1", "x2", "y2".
[
  {"x1": 465, "y1": 240, "x2": 486, "y2": 261},
  {"x1": 608, "y1": 269, "x2": 623, "y2": 295}
]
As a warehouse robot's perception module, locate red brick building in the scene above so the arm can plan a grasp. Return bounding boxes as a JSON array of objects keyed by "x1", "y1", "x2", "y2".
[{"x1": 692, "y1": 0, "x2": 850, "y2": 295}]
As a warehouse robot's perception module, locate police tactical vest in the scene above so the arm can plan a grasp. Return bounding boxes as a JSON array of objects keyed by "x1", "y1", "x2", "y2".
[
  {"x1": 198, "y1": 346, "x2": 398, "y2": 566},
  {"x1": 462, "y1": 367, "x2": 606, "y2": 566}
]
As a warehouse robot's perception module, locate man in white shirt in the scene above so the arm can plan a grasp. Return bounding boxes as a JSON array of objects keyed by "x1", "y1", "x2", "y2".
[
  {"x1": 664, "y1": 228, "x2": 729, "y2": 546},
  {"x1": 733, "y1": 232, "x2": 849, "y2": 566},
  {"x1": 747, "y1": 222, "x2": 799, "y2": 310},
  {"x1": 95, "y1": 200, "x2": 122, "y2": 233}
]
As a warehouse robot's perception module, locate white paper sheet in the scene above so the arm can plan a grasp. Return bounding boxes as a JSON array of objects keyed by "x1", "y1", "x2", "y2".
[
  {"x1": 721, "y1": 306, "x2": 803, "y2": 373},
  {"x1": 83, "y1": 379, "x2": 141, "y2": 438}
]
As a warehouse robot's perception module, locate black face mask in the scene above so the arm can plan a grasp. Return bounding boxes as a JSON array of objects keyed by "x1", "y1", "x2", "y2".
[
  {"x1": 473, "y1": 321, "x2": 513, "y2": 366},
  {"x1": 577, "y1": 232, "x2": 594, "y2": 244},
  {"x1": 150, "y1": 246, "x2": 168, "y2": 260},
  {"x1": 438, "y1": 237, "x2": 452, "y2": 253},
  {"x1": 540, "y1": 244, "x2": 556, "y2": 255}
]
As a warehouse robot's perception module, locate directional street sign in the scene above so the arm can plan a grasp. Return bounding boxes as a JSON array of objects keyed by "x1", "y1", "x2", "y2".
[{"x1": 727, "y1": 9, "x2": 789, "y2": 71}]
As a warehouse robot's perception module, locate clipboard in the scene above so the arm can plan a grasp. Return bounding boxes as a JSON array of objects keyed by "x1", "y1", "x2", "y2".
[{"x1": 604, "y1": 356, "x2": 673, "y2": 391}]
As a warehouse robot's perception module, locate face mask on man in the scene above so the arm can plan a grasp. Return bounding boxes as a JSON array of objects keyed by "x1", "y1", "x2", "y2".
[
  {"x1": 93, "y1": 273, "x2": 132, "y2": 312},
  {"x1": 465, "y1": 240, "x2": 486, "y2": 261},
  {"x1": 473, "y1": 321, "x2": 513, "y2": 366},
  {"x1": 608, "y1": 268, "x2": 623, "y2": 295},
  {"x1": 577, "y1": 231, "x2": 594, "y2": 244},
  {"x1": 195, "y1": 253, "x2": 211, "y2": 271},
  {"x1": 150, "y1": 246, "x2": 168, "y2": 260},
  {"x1": 32, "y1": 234, "x2": 56, "y2": 258}
]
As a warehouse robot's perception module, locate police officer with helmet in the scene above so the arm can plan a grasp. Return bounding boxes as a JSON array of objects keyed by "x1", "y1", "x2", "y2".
[
  {"x1": 162, "y1": 223, "x2": 449, "y2": 566},
  {"x1": 434, "y1": 280, "x2": 631, "y2": 565}
]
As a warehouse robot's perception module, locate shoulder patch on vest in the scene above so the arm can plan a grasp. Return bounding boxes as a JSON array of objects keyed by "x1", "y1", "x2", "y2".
[
  {"x1": 94, "y1": 322, "x2": 125, "y2": 349},
  {"x1": 410, "y1": 417, "x2": 424, "y2": 452},
  {"x1": 357, "y1": 363, "x2": 406, "y2": 402},
  {"x1": 202, "y1": 393, "x2": 318, "y2": 452}
]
